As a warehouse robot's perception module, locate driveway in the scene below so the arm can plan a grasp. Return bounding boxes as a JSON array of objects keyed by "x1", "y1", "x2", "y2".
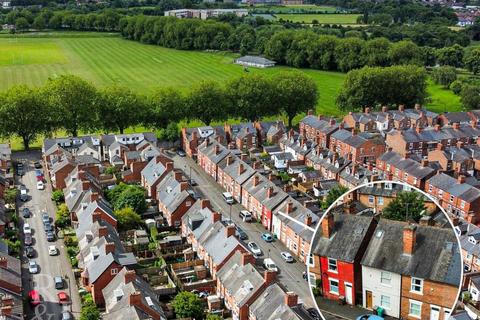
[
  {"x1": 14, "y1": 151, "x2": 81, "y2": 319},
  {"x1": 170, "y1": 152, "x2": 314, "y2": 308}
]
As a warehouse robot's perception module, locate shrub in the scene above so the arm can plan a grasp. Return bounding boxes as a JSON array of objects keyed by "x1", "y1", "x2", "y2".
[
  {"x1": 51, "y1": 190, "x2": 65, "y2": 203},
  {"x1": 431, "y1": 66, "x2": 457, "y2": 88}
]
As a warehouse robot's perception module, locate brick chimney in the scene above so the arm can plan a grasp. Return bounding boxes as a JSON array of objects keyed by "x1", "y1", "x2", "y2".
[
  {"x1": 382, "y1": 106, "x2": 388, "y2": 113},
  {"x1": 457, "y1": 141, "x2": 464, "y2": 149},
  {"x1": 90, "y1": 192, "x2": 100, "y2": 202},
  {"x1": 225, "y1": 225, "x2": 235, "y2": 238},
  {"x1": 284, "y1": 292, "x2": 298, "y2": 307},
  {"x1": 286, "y1": 201, "x2": 294, "y2": 214},
  {"x1": 82, "y1": 180, "x2": 90, "y2": 191},
  {"x1": 437, "y1": 143, "x2": 444, "y2": 151},
  {"x1": 452, "y1": 216, "x2": 459, "y2": 226},
  {"x1": 416, "y1": 126, "x2": 422, "y2": 134},
  {"x1": 214, "y1": 145, "x2": 220, "y2": 155},
  {"x1": 398, "y1": 104, "x2": 405, "y2": 112},
  {"x1": 467, "y1": 212, "x2": 477, "y2": 224},
  {"x1": 226, "y1": 155, "x2": 233, "y2": 166},
  {"x1": 317, "y1": 114, "x2": 324, "y2": 121},
  {"x1": 98, "y1": 226, "x2": 108, "y2": 237},
  {"x1": 403, "y1": 224, "x2": 416, "y2": 255},
  {"x1": 305, "y1": 214, "x2": 313, "y2": 226},
  {"x1": 253, "y1": 175, "x2": 260, "y2": 187},
  {"x1": 200, "y1": 199, "x2": 210, "y2": 209},
  {"x1": 174, "y1": 170, "x2": 182, "y2": 182},
  {"x1": 0, "y1": 257, "x2": 7, "y2": 269},
  {"x1": 241, "y1": 154, "x2": 248, "y2": 161},
  {"x1": 471, "y1": 120, "x2": 477, "y2": 129},
  {"x1": 105, "y1": 242, "x2": 115, "y2": 255},
  {"x1": 212, "y1": 211, "x2": 222, "y2": 223},
  {"x1": 421, "y1": 160, "x2": 429, "y2": 167},
  {"x1": 124, "y1": 270, "x2": 136, "y2": 284},
  {"x1": 322, "y1": 213, "x2": 334, "y2": 238},
  {"x1": 458, "y1": 175, "x2": 466, "y2": 184},
  {"x1": 253, "y1": 161, "x2": 261, "y2": 170},
  {"x1": 264, "y1": 270, "x2": 276, "y2": 286},
  {"x1": 92, "y1": 211, "x2": 102, "y2": 223},
  {"x1": 365, "y1": 107, "x2": 371, "y2": 114},
  {"x1": 241, "y1": 252, "x2": 255, "y2": 266},
  {"x1": 180, "y1": 181, "x2": 189, "y2": 192},
  {"x1": 129, "y1": 291, "x2": 142, "y2": 306},
  {"x1": 267, "y1": 186, "x2": 274, "y2": 199},
  {"x1": 453, "y1": 122, "x2": 460, "y2": 130},
  {"x1": 307, "y1": 110, "x2": 313, "y2": 116},
  {"x1": 166, "y1": 162, "x2": 174, "y2": 172},
  {"x1": 329, "y1": 119, "x2": 336, "y2": 126},
  {"x1": 268, "y1": 173, "x2": 274, "y2": 181},
  {"x1": 238, "y1": 163, "x2": 245, "y2": 176}
]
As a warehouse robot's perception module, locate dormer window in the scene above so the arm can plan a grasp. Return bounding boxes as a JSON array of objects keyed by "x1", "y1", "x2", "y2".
[
  {"x1": 346, "y1": 167, "x2": 351, "y2": 174},
  {"x1": 469, "y1": 236, "x2": 478, "y2": 245}
]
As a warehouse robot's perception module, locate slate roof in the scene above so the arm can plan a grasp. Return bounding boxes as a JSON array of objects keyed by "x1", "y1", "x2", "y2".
[
  {"x1": 428, "y1": 173, "x2": 480, "y2": 202},
  {"x1": 198, "y1": 140, "x2": 230, "y2": 165},
  {"x1": 339, "y1": 164, "x2": 373, "y2": 186},
  {"x1": 0, "y1": 253, "x2": 21, "y2": 291},
  {"x1": 197, "y1": 221, "x2": 245, "y2": 265},
  {"x1": 102, "y1": 267, "x2": 166, "y2": 319},
  {"x1": 442, "y1": 112, "x2": 472, "y2": 124},
  {"x1": 157, "y1": 172, "x2": 193, "y2": 213},
  {"x1": 361, "y1": 219, "x2": 461, "y2": 286},
  {"x1": 249, "y1": 283, "x2": 303, "y2": 320},
  {"x1": 300, "y1": 115, "x2": 339, "y2": 134},
  {"x1": 307, "y1": 149, "x2": 350, "y2": 174},
  {"x1": 218, "y1": 156, "x2": 255, "y2": 186},
  {"x1": 43, "y1": 135, "x2": 99, "y2": 154},
  {"x1": 312, "y1": 214, "x2": 375, "y2": 262},
  {"x1": 216, "y1": 251, "x2": 264, "y2": 307},
  {"x1": 243, "y1": 174, "x2": 288, "y2": 211},
  {"x1": 275, "y1": 198, "x2": 318, "y2": 242},
  {"x1": 378, "y1": 151, "x2": 436, "y2": 179},
  {"x1": 458, "y1": 220, "x2": 480, "y2": 257},
  {"x1": 76, "y1": 199, "x2": 117, "y2": 238},
  {"x1": 388, "y1": 124, "x2": 480, "y2": 143},
  {"x1": 332, "y1": 130, "x2": 384, "y2": 148},
  {"x1": 141, "y1": 158, "x2": 167, "y2": 186}
]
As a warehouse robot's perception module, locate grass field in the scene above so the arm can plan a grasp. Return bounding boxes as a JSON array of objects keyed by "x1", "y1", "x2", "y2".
[
  {"x1": 0, "y1": 32, "x2": 462, "y2": 150},
  {"x1": 246, "y1": 4, "x2": 338, "y2": 12},
  {"x1": 275, "y1": 13, "x2": 361, "y2": 24}
]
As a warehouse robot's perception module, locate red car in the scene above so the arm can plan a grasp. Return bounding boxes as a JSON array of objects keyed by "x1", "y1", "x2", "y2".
[
  {"x1": 57, "y1": 292, "x2": 69, "y2": 305},
  {"x1": 28, "y1": 290, "x2": 41, "y2": 306}
]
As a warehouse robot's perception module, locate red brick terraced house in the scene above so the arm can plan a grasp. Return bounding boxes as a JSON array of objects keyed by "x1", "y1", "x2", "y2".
[
  {"x1": 305, "y1": 147, "x2": 351, "y2": 181},
  {"x1": 197, "y1": 139, "x2": 232, "y2": 181},
  {"x1": 216, "y1": 154, "x2": 255, "y2": 203},
  {"x1": 299, "y1": 113, "x2": 340, "y2": 148},
  {"x1": 310, "y1": 213, "x2": 377, "y2": 305},
  {"x1": 0, "y1": 254, "x2": 23, "y2": 319},
  {"x1": 437, "y1": 111, "x2": 474, "y2": 126},
  {"x1": 329, "y1": 129, "x2": 385, "y2": 165},
  {"x1": 428, "y1": 143, "x2": 475, "y2": 177},
  {"x1": 181, "y1": 199, "x2": 219, "y2": 249},
  {"x1": 456, "y1": 220, "x2": 480, "y2": 273},
  {"x1": 140, "y1": 156, "x2": 174, "y2": 200}
]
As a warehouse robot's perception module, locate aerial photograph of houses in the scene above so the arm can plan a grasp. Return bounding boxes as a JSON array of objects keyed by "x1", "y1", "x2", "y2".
[{"x1": 309, "y1": 181, "x2": 463, "y2": 320}]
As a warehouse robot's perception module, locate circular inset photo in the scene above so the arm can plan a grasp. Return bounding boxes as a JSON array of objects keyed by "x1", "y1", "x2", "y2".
[{"x1": 308, "y1": 180, "x2": 462, "y2": 320}]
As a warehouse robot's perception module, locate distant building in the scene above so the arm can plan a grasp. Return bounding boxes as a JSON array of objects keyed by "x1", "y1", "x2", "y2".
[
  {"x1": 234, "y1": 56, "x2": 276, "y2": 68},
  {"x1": 164, "y1": 9, "x2": 248, "y2": 20}
]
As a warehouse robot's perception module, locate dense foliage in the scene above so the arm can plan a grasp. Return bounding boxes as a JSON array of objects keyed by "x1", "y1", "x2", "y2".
[{"x1": 382, "y1": 191, "x2": 426, "y2": 222}]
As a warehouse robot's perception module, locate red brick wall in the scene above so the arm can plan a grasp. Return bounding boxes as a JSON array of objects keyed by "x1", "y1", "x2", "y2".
[{"x1": 90, "y1": 262, "x2": 122, "y2": 306}]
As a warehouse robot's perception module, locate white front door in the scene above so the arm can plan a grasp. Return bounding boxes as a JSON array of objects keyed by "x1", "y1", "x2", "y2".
[
  {"x1": 430, "y1": 306, "x2": 440, "y2": 320},
  {"x1": 345, "y1": 282, "x2": 353, "y2": 304}
]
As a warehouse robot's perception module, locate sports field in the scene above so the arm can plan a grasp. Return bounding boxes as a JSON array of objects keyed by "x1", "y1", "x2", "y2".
[
  {"x1": 275, "y1": 13, "x2": 361, "y2": 24},
  {"x1": 246, "y1": 4, "x2": 338, "y2": 12}
]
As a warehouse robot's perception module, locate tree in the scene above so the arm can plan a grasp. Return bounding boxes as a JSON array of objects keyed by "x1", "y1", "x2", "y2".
[
  {"x1": 436, "y1": 44, "x2": 464, "y2": 67},
  {"x1": 96, "y1": 85, "x2": 145, "y2": 134},
  {"x1": 158, "y1": 122, "x2": 179, "y2": 142},
  {"x1": 172, "y1": 291, "x2": 204, "y2": 319},
  {"x1": 460, "y1": 85, "x2": 480, "y2": 111},
  {"x1": 388, "y1": 40, "x2": 423, "y2": 66},
  {"x1": 51, "y1": 190, "x2": 65, "y2": 203},
  {"x1": 382, "y1": 191, "x2": 426, "y2": 222},
  {"x1": 337, "y1": 65, "x2": 427, "y2": 111},
  {"x1": 227, "y1": 74, "x2": 276, "y2": 122},
  {"x1": 145, "y1": 87, "x2": 185, "y2": 129},
  {"x1": 14, "y1": 17, "x2": 29, "y2": 32},
  {"x1": 322, "y1": 185, "x2": 348, "y2": 209},
  {"x1": 0, "y1": 85, "x2": 49, "y2": 150},
  {"x1": 4, "y1": 188, "x2": 17, "y2": 205},
  {"x1": 206, "y1": 315, "x2": 222, "y2": 320},
  {"x1": 464, "y1": 48, "x2": 480, "y2": 75},
  {"x1": 80, "y1": 294, "x2": 100, "y2": 320},
  {"x1": 32, "y1": 15, "x2": 46, "y2": 30},
  {"x1": 114, "y1": 207, "x2": 142, "y2": 231},
  {"x1": 431, "y1": 66, "x2": 457, "y2": 88},
  {"x1": 334, "y1": 37, "x2": 365, "y2": 72},
  {"x1": 272, "y1": 72, "x2": 318, "y2": 128},
  {"x1": 55, "y1": 203, "x2": 70, "y2": 229},
  {"x1": 112, "y1": 184, "x2": 147, "y2": 214},
  {"x1": 361, "y1": 37, "x2": 391, "y2": 67},
  {"x1": 44, "y1": 75, "x2": 98, "y2": 137},
  {"x1": 187, "y1": 80, "x2": 228, "y2": 125}
]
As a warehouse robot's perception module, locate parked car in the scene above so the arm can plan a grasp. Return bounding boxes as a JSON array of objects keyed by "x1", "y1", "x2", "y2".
[
  {"x1": 54, "y1": 276, "x2": 64, "y2": 289},
  {"x1": 261, "y1": 233, "x2": 273, "y2": 242},
  {"x1": 33, "y1": 161, "x2": 42, "y2": 169},
  {"x1": 16, "y1": 163, "x2": 24, "y2": 176},
  {"x1": 57, "y1": 292, "x2": 69, "y2": 305},
  {"x1": 44, "y1": 222, "x2": 53, "y2": 233},
  {"x1": 247, "y1": 241, "x2": 262, "y2": 257},
  {"x1": 281, "y1": 251, "x2": 294, "y2": 263},
  {"x1": 22, "y1": 207, "x2": 31, "y2": 218},
  {"x1": 61, "y1": 311, "x2": 72, "y2": 320},
  {"x1": 28, "y1": 290, "x2": 41, "y2": 306},
  {"x1": 222, "y1": 192, "x2": 234, "y2": 204},
  {"x1": 46, "y1": 231, "x2": 55, "y2": 242},
  {"x1": 263, "y1": 258, "x2": 278, "y2": 272},
  {"x1": 356, "y1": 316, "x2": 384, "y2": 320},
  {"x1": 23, "y1": 223, "x2": 31, "y2": 234},
  {"x1": 34, "y1": 169, "x2": 44, "y2": 181},
  {"x1": 24, "y1": 233, "x2": 32, "y2": 246},
  {"x1": 26, "y1": 246, "x2": 35, "y2": 258},
  {"x1": 239, "y1": 210, "x2": 252, "y2": 222},
  {"x1": 188, "y1": 179, "x2": 197, "y2": 186},
  {"x1": 28, "y1": 261, "x2": 38, "y2": 274},
  {"x1": 235, "y1": 226, "x2": 248, "y2": 240},
  {"x1": 176, "y1": 149, "x2": 186, "y2": 157},
  {"x1": 36, "y1": 181, "x2": 45, "y2": 190},
  {"x1": 48, "y1": 245, "x2": 58, "y2": 256},
  {"x1": 42, "y1": 212, "x2": 50, "y2": 224},
  {"x1": 307, "y1": 308, "x2": 321, "y2": 320},
  {"x1": 20, "y1": 187, "x2": 28, "y2": 202}
]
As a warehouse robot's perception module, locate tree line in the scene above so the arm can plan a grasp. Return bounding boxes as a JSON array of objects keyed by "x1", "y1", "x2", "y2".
[{"x1": 0, "y1": 72, "x2": 317, "y2": 150}]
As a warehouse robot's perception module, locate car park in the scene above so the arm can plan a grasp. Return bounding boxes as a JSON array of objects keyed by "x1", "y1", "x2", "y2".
[
  {"x1": 26, "y1": 246, "x2": 34, "y2": 258},
  {"x1": 263, "y1": 258, "x2": 278, "y2": 272},
  {"x1": 28, "y1": 261, "x2": 38, "y2": 274},
  {"x1": 54, "y1": 276, "x2": 64, "y2": 289},
  {"x1": 57, "y1": 292, "x2": 69, "y2": 305},
  {"x1": 23, "y1": 223, "x2": 31, "y2": 234},
  {"x1": 235, "y1": 226, "x2": 248, "y2": 240},
  {"x1": 36, "y1": 181, "x2": 45, "y2": 190},
  {"x1": 261, "y1": 233, "x2": 273, "y2": 242},
  {"x1": 239, "y1": 210, "x2": 252, "y2": 222},
  {"x1": 49, "y1": 245, "x2": 58, "y2": 256},
  {"x1": 22, "y1": 207, "x2": 31, "y2": 218},
  {"x1": 28, "y1": 290, "x2": 41, "y2": 306},
  {"x1": 280, "y1": 251, "x2": 294, "y2": 263},
  {"x1": 222, "y1": 192, "x2": 234, "y2": 204},
  {"x1": 46, "y1": 231, "x2": 55, "y2": 242},
  {"x1": 247, "y1": 241, "x2": 262, "y2": 257}
]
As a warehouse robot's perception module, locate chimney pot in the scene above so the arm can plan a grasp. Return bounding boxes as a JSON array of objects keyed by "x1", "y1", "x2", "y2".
[
  {"x1": 166, "y1": 162, "x2": 174, "y2": 172},
  {"x1": 403, "y1": 224, "x2": 416, "y2": 255},
  {"x1": 238, "y1": 163, "x2": 245, "y2": 175},
  {"x1": 253, "y1": 175, "x2": 260, "y2": 187},
  {"x1": 241, "y1": 252, "x2": 255, "y2": 266},
  {"x1": 128, "y1": 291, "x2": 142, "y2": 306},
  {"x1": 174, "y1": 170, "x2": 183, "y2": 182},
  {"x1": 286, "y1": 201, "x2": 294, "y2": 214},
  {"x1": 98, "y1": 226, "x2": 108, "y2": 237},
  {"x1": 225, "y1": 225, "x2": 235, "y2": 238},
  {"x1": 200, "y1": 199, "x2": 210, "y2": 209},
  {"x1": 305, "y1": 214, "x2": 313, "y2": 226},
  {"x1": 0, "y1": 257, "x2": 7, "y2": 269},
  {"x1": 180, "y1": 181, "x2": 189, "y2": 192},
  {"x1": 458, "y1": 175, "x2": 466, "y2": 184},
  {"x1": 105, "y1": 242, "x2": 115, "y2": 255},
  {"x1": 264, "y1": 270, "x2": 276, "y2": 286},
  {"x1": 226, "y1": 155, "x2": 233, "y2": 166},
  {"x1": 124, "y1": 270, "x2": 136, "y2": 284},
  {"x1": 284, "y1": 292, "x2": 298, "y2": 307},
  {"x1": 212, "y1": 211, "x2": 222, "y2": 223},
  {"x1": 322, "y1": 213, "x2": 334, "y2": 238},
  {"x1": 267, "y1": 186, "x2": 274, "y2": 199}
]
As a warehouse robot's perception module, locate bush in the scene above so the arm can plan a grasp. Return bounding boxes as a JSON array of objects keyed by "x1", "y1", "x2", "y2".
[
  {"x1": 114, "y1": 207, "x2": 142, "y2": 231},
  {"x1": 51, "y1": 190, "x2": 65, "y2": 203},
  {"x1": 80, "y1": 293, "x2": 100, "y2": 320},
  {"x1": 56, "y1": 203, "x2": 71, "y2": 229},
  {"x1": 431, "y1": 66, "x2": 457, "y2": 88},
  {"x1": 150, "y1": 226, "x2": 159, "y2": 242},
  {"x1": 4, "y1": 188, "x2": 17, "y2": 205},
  {"x1": 450, "y1": 79, "x2": 464, "y2": 95}
]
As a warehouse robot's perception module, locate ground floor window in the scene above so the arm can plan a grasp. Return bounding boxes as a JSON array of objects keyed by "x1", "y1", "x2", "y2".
[
  {"x1": 409, "y1": 300, "x2": 422, "y2": 318},
  {"x1": 380, "y1": 295, "x2": 390, "y2": 309},
  {"x1": 329, "y1": 279, "x2": 339, "y2": 295}
]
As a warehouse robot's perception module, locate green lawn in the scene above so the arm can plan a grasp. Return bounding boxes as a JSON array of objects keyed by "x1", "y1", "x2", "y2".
[
  {"x1": 0, "y1": 32, "x2": 462, "y2": 150},
  {"x1": 246, "y1": 4, "x2": 338, "y2": 12},
  {"x1": 275, "y1": 13, "x2": 361, "y2": 24}
]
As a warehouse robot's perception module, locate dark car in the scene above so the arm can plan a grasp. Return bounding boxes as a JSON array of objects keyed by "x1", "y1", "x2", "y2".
[
  {"x1": 44, "y1": 222, "x2": 53, "y2": 233},
  {"x1": 16, "y1": 163, "x2": 24, "y2": 176},
  {"x1": 54, "y1": 276, "x2": 64, "y2": 289},
  {"x1": 46, "y1": 231, "x2": 55, "y2": 242},
  {"x1": 22, "y1": 208, "x2": 31, "y2": 218},
  {"x1": 42, "y1": 213, "x2": 50, "y2": 224},
  {"x1": 34, "y1": 161, "x2": 42, "y2": 169},
  {"x1": 235, "y1": 226, "x2": 248, "y2": 240},
  {"x1": 176, "y1": 149, "x2": 186, "y2": 157},
  {"x1": 307, "y1": 308, "x2": 321, "y2": 320},
  {"x1": 26, "y1": 246, "x2": 35, "y2": 258}
]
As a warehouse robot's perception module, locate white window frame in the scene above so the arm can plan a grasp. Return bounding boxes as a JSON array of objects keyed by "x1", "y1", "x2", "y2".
[
  {"x1": 380, "y1": 271, "x2": 392, "y2": 285},
  {"x1": 328, "y1": 258, "x2": 338, "y2": 272},
  {"x1": 408, "y1": 300, "x2": 422, "y2": 319},
  {"x1": 329, "y1": 278, "x2": 339, "y2": 295},
  {"x1": 380, "y1": 295, "x2": 391, "y2": 309},
  {"x1": 410, "y1": 277, "x2": 423, "y2": 294},
  {"x1": 308, "y1": 273, "x2": 316, "y2": 288},
  {"x1": 378, "y1": 197, "x2": 384, "y2": 205}
]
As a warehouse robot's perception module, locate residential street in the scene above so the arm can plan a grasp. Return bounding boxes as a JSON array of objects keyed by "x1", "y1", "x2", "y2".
[
  {"x1": 170, "y1": 152, "x2": 315, "y2": 308},
  {"x1": 14, "y1": 151, "x2": 81, "y2": 320}
]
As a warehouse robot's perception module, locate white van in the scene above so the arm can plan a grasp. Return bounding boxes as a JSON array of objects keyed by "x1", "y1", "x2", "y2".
[
  {"x1": 222, "y1": 192, "x2": 234, "y2": 204},
  {"x1": 263, "y1": 258, "x2": 278, "y2": 272},
  {"x1": 239, "y1": 210, "x2": 252, "y2": 222}
]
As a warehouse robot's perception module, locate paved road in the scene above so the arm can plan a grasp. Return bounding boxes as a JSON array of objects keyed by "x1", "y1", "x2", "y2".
[
  {"x1": 14, "y1": 151, "x2": 81, "y2": 320},
  {"x1": 170, "y1": 152, "x2": 314, "y2": 308}
]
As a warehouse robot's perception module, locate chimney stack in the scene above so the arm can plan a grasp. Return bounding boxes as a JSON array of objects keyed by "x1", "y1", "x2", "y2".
[
  {"x1": 238, "y1": 163, "x2": 245, "y2": 175},
  {"x1": 365, "y1": 107, "x2": 371, "y2": 114},
  {"x1": 421, "y1": 159, "x2": 429, "y2": 167},
  {"x1": 471, "y1": 120, "x2": 477, "y2": 129},
  {"x1": 82, "y1": 180, "x2": 90, "y2": 191},
  {"x1": 317, "y1": 114, "x2": 324, "y2": 121},
  {"x1": 92, "y1": 211, "x2": 102, "y2": 223},
  {"x1": 212, "y1": 211, "x2": 222, "y2": 223},
  {"x1": 180, "y1": 181, "x2": 189, "y2": 192},
  {"x1": 416, "y1": 126, "x2": 422, "y2": 134},
  {"x1": 307, "y1": 110, "x2": 313, "y2": 116},
  {"x1": 305, "y1": 214, "x2": 313, "y2": 226},
  {"x1": 457, "y1": 141, "x2": 464, "y2": 149},
  {"x1": 398, "y1": 104, "x2": 405, "y2": 112},
  {"x1": 128, "y1": 291, "x2": 142, "y2": 306},
  {"x1": 0, "y1": 257, "x2": 7, "y2": 269},
  {"x1": 382, "y1": 106, "x2": 388, "y2": 113},
  {"x1": 322, "y1": 213, "x2": 334, "y2": 238},
  {"x1": 214, "y1": 145, "x2": 220, "y2": 155},
  {"x1": 434, "y1": 124, "x2": 441, "y2": 132},
  {"x1": 253, "y1": 175, "x2": 260, "y2": 187},
  {"x1": 286, "y1": 201, "x2": 294, "y2": 214},
  {"x1": 329, "y1": 118, "x2": 336, "y2": 126},
  {"x1": 105, "y1": 242, "x2": 115, "y2": 255},
  {"x1": 200, "y1": 199, "x2": 210, "y2": 209},
  {"x1": 226, "y1": 155, "x2": 233, "y2": 166},
  {"x1": 124, "y1": 270, "x2": 136, "y2": 284},
  {"x1": 174, "y1": 170, "x2": 183, "y2": 182},
  {"x1": 253, "y1": 161, "x2": 261, "y2": 170},
  {"x1": 453, "y1": 122, "x2": 460, "y2": 130},
  {"x1": 166, "y1": 161, "x2": 174, "y2": 172},
  {"x1": 415, "y1": 103, "x2": 421, "y2": 111},
  {"x1": 241, "y1": 252, "x2": 255, "y2": 266},
  {"x1": 458, "y1": 175, "x2": 466, "y2": 184},
  {"x1": 452, "y1": 216, "x2": 459, "y2": 226},
  {"x1": 90, "y1": 192, "x2": 100, "y2": 202},
  {"x1": 264, "y1": 270, "x2": 276, "y2": 286},
  {"x1": 284, "y1": 292, "x2": 298, "y2": 307},
  {"x1": 403, "y1": 224, "x2": 416, "y2": 255},
  {"x1": 267, "y1": 186, "x2": 274, "y2": 199},
  {"x1": 225, "y1": 225, "x2": 235, "y2": 238},
  {"x1": 98, "y1": 226, "x2": 108, "y2": 237}
]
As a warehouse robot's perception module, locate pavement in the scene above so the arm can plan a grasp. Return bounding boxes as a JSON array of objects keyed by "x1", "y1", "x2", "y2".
[
  {"x1": 316, "y1": 296, "x2": 396, "y2": 320},
  {"x1": 170, "y1": 151, "x2": 315, "y2": 308},
  {"x1": 14, "y1": 151, "x2": 81, "y2": 320}
]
